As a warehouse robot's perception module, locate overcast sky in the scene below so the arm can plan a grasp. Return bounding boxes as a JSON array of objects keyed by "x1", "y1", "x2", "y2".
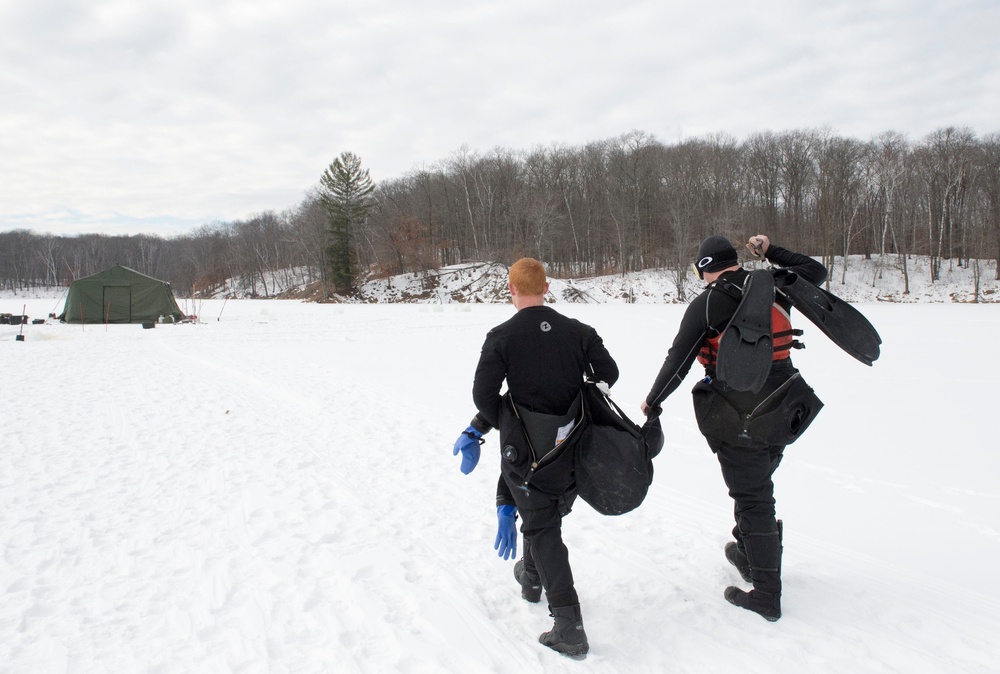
[{"x1": 2, "y1": 0, "x2": 998, "y2": 237}]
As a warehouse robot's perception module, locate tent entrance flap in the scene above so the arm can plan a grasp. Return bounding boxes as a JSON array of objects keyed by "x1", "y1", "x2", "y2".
[{"x1": 103, "y1": 286, "x2": 131, "y2": 323}]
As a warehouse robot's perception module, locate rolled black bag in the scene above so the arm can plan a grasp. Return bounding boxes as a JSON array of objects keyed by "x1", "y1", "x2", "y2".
[
  {"x1": 575, "y1": 383, "x2": 658, "y2": 516},
  {"x1": 642, "y1": 413, "x2": 664, "y2": 459},
  {"x1": 744, "y1": 372, "x2": 823, "y2": 445}
]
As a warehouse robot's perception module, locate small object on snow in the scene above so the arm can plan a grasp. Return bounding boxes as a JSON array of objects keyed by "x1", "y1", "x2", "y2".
[{"x1": 15, "y1": 304, "x2": 26, "y2": 341}]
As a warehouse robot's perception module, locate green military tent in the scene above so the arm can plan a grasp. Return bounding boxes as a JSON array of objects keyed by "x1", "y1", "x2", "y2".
[{"x1": 61, "y1": 265, "x2": 185, "y2": 324}]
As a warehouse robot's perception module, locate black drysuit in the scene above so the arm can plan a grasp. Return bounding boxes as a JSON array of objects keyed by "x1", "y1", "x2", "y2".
[
  {"x1": 473, "y1": 305, "x2": 618, "y2": 608},
  {"x1": 644, "y1": 246, "x2": 826, "y2": 592}
]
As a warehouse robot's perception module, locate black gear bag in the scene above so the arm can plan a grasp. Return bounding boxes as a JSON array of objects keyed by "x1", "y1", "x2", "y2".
[
  {"x1": 692, "y1": 371, "x2": 822, "y2": 447},
  {"x1": 574, "y1": 382, "x2": 661, "y2": 516}
]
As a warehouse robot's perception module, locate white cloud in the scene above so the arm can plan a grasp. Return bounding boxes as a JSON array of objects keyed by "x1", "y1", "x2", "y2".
[{"x1": 1, "y1": 0, "x2": 998, "y2": 236}]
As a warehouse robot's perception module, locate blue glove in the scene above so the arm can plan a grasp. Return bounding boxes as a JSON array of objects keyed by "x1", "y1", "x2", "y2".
[
  {"x1": 494, "y1": 505, "x2": 517, "y2": 560},
  {"x1": 453, "y1": 425, "x2": 484, "y2": 474}
]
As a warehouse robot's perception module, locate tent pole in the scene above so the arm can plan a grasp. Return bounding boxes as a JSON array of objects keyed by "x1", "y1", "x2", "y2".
[{"x1": 15, "y1": 304, "x2": 26, "y2": 342}]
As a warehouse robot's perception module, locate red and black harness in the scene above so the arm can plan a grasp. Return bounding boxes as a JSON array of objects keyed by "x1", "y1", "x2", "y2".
[{"x1": 697, "y1": 276, "x2": 803, "y2": 369}]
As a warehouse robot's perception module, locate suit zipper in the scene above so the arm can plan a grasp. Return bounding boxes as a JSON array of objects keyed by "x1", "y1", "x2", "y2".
[
  {"x1": 511, "y1": 397, "x2": 584, "y2": 488},
  {"x1": 741, "y1": 372, "x2": 800, "y2": 434}
]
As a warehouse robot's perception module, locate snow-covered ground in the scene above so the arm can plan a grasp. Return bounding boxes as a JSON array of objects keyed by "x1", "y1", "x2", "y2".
[{"x1": 2, "y1": 294, "x2": 998, "y2": 673}]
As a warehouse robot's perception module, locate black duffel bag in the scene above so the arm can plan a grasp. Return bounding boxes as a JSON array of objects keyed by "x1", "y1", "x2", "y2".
[{"x1": 575, "y1": 382, "x2": 661, "y2": 516}]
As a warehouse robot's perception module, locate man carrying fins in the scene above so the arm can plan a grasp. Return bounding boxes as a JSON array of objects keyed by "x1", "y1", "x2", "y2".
[{"x1": 641, "y1": 233, "x2": 879, "y2": 621}]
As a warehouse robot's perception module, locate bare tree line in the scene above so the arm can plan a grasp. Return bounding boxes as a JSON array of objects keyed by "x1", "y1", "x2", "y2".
[{"x1": 2, "y1": 127, "x2": 998, "y2": 299}]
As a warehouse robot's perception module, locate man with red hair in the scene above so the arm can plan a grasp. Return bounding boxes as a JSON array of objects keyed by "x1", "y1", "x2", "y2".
[{"x1": 454, "y1": 257, "x2": 619, "y2": 658}]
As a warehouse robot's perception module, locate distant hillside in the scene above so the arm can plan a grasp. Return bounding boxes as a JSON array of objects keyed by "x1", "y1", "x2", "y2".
[
  {"x1": 352, "y1": 255, "x2": 998, "y2": 304},
  {"x1": 2, "y1": 255, "x2": 997, "y2": 304}
]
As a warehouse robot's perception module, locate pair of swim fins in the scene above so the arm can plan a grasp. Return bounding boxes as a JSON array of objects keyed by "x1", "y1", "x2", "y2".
[{"x1": 717, "y1": 269, "x2": 882, "y2": 393}]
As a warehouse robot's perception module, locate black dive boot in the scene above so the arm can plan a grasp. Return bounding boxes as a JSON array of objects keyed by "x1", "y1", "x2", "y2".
[
  {"x1": 725, "y1": 523, "x2": 782, "y2": 622},
  {"x1": 724, "y1": 585, "x2": 781, "y2": 622},
  {"x1": 514, "y1": 539, "x2": 542, "y2": 603},
  {"x1": 539, "y1": 604, "x2": 589, "y2": 658},
  {"x1": 724, "y1": 542, "x2": 752, "y2": 583},
  {"x1": 513, "y1": 558, "x2": 542, "y2": 603}
]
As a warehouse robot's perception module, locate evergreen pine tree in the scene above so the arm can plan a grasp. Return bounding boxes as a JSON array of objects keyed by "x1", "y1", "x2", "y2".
[{"x1": 318, "y1": 152, "x2": 374, "y2": 293}]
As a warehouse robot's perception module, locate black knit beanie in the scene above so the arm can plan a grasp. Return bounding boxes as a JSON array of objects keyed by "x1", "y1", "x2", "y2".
[{"x1": 695, "y1": 236, "x2": 739, "y2": 278}]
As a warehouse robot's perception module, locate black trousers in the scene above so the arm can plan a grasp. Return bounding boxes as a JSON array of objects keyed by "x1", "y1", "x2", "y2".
[
  {"x1": 502, "y1": 473, "x2": 579, "y2": 608},
  {"x1": 708, "y1": 437, "x2": 784, "y2": 544}
]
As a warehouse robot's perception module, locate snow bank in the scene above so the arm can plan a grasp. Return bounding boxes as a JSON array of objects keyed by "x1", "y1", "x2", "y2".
[{"x1": 358, "y1": 256, "x2": 1000, "y2": 304}]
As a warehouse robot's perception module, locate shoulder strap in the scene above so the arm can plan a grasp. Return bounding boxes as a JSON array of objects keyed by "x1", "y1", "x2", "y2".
[
  {"x1": 709, "y1": 276, "x2": 745, "y2": 302},
  {"x1": 584, "y1": 382, "x2": 642, "y2": 435}
]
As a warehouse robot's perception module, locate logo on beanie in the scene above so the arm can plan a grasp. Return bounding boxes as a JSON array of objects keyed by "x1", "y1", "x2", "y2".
[{"x1": 697, "y1": 256, "x2": 713, "y2": 269}]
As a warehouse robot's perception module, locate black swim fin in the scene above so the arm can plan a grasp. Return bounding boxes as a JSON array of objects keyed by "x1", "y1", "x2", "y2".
[
  {"x1": 716, "y1": 270, "x2": 775, "y2": 393},
  {"x1": 773, "y1": 270, "x2": 881, "y2": 366}
]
